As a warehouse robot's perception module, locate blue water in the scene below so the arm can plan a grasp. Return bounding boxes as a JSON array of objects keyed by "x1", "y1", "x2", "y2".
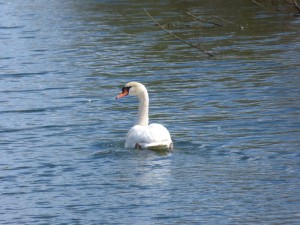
[{"x1": 1, "y1": 0, "x2": 300, "y2": 224}]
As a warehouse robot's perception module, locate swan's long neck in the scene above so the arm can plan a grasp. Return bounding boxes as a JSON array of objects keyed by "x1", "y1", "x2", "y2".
[{"x1": 137, "y1": 88, "x2": 149, "y2": 126}]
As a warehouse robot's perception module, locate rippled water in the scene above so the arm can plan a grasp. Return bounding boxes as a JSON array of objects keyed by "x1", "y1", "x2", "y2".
[{"x1": 1, "y1": 0, "x2": 300, "y2": 224}]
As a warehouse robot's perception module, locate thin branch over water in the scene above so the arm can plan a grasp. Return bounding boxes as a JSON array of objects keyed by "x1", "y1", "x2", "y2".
[
  {"x1": 186, "y1": 11, "x2": 243, "y2": 30},
  {"x1": 186, "y1": 12, "x2": 223, "y2": 27},
  {"x1": 144, "y1": 9, "x2": 215, "y2": 57},
  {"x1": 253, "y1": 0, "x2": 300, "y2": 14}
]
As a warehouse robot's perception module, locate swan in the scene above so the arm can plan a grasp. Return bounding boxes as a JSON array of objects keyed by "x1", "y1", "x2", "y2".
[{"x1": 116, "y1": 82, "x2": 173, "y2": 150}]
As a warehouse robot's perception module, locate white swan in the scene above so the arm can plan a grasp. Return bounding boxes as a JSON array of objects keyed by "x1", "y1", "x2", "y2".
[{"x1": 116, "y1": 82, "x2": 173, "y2": 150}]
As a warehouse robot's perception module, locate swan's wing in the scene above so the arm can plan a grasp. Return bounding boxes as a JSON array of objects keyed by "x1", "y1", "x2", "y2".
[
  {"x1": 125, "y1": 124, "x2": 172, "y2": 150},
  {"x1": 143, "y1": 123, "x2": 173, "y2": 150},
  {"x1": 125, "y1": 125, "x2": 151, "y2": 148},
  {"x1": 148, "y1": 123, "x2": 172, "y2": 142}
]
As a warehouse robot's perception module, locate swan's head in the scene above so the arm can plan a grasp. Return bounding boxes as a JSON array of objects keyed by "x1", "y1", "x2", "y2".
[{"x1": 116, "y1": 82, "x2": 147, "y2": 100}]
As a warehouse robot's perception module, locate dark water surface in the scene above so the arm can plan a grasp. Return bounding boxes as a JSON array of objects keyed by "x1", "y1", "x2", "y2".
[{"x1": 1, "y1": 0, "x2": 300, "y2": 224}]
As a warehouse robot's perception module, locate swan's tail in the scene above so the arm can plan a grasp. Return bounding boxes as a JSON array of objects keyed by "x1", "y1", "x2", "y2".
[{"x1": 136, "y1": 141, "x2": 173, "y2": 151}]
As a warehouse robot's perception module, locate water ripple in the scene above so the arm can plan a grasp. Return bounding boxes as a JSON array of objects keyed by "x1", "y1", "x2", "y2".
[{"x1": 1, "y1": 0, "x2": 300, "y2": 224}]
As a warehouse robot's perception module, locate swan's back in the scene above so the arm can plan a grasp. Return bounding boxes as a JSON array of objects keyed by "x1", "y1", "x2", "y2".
[{"x1": 125, "y1": 123, "x2": 172, "y2": 150}]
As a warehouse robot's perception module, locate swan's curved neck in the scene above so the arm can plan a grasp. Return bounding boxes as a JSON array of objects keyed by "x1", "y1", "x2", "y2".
[{"x1": 137, "y1": 89, "x2": 149, "y2": 126}]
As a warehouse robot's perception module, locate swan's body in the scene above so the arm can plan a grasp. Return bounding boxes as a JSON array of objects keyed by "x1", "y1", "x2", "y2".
[{"x1": 116, "y1": 82, "x2": 173, "y2": 150}]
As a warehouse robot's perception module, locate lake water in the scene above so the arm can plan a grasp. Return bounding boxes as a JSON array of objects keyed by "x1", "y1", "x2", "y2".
[{"x1": 1, "y1": 0, "x2": 300, "y2": 224}]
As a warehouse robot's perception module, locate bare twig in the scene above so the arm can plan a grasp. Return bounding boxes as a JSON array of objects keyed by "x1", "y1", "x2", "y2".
[
  {"x1": 186, "y1": 12, "x2": 223, "y2": 27},
  {"x1": 144, "y1": 9, "x2": 214, "y2": 57},
  {"x1": 252, "y1": 0, "x2": 278, "y2": 13},
  {"x1": 212, "y1": 16, "x2": 244, "y2": 29},
  {"x1": 253, "y1": 0, "x2": 300, "y2": 14},
  {"x1": 288, "y1": 0, "x2": 300, "y2": 13}
]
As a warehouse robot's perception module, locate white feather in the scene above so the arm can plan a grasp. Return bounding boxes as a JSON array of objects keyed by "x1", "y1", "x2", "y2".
[{"x1": 125, "y1": 123, "x2": 172, "y2": 150}]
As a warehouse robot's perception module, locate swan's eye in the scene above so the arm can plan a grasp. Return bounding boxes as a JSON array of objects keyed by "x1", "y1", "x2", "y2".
[{"x1": 122, "y1": 86, "x2": 131, "y2": 93}]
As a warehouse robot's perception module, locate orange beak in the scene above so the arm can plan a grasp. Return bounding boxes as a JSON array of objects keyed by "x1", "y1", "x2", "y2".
[{"x1": 116, "y1": 87, "x2": 129, "y2": 100}]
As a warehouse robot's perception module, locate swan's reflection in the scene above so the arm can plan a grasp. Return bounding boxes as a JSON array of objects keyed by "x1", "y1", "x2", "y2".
[{"x1": 134, "y1": 153, "x2": 172, "y2": 188}]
